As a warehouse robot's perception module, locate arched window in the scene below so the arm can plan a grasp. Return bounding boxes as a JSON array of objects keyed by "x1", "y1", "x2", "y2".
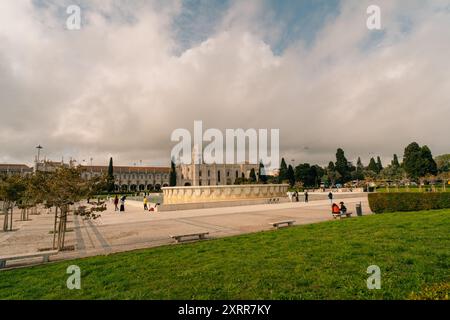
[
  {"x1": 236, "y1": 171, "x2": 239, "y2": 178},
  {"x1": 218, "y1": 171, "x2": 221, "y2": 183}
]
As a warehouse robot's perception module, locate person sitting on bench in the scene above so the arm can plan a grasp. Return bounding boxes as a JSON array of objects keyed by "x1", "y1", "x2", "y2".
[
  {"x1": 332, "y1": 203, "x2": 341, "y2": 215},
  {"x1": 339, "y1": 202, "x2": 347, "y2": 215}
]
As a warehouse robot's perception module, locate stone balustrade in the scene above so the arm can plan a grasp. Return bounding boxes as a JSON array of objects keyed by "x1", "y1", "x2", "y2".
[{"x1": 162, "y1": 184, "x2": 289, "y2": 205}]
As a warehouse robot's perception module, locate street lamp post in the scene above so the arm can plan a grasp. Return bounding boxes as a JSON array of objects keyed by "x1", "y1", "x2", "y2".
[{"x1": 36, "y1": 145, "x2": 43, "y2": 162}]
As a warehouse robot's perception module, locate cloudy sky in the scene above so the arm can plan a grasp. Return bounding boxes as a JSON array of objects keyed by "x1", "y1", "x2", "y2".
[{"x1": 0, "y1": 0, "x2": 449, "y2": 168}]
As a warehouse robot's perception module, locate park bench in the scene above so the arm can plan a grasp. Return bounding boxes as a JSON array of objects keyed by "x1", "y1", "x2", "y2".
[
  {"x1": 270, "y1": 220, "x2": 296, "y2": 229},
  {"x1": 332, "y1": 211, "x2": 353, "y2": 219},
  {"x1": 170, "y1": 232, "x2": 209, "y2": 243},
  {"x1": 0, "y1": 250, "x2": 58, "y2": 269}
]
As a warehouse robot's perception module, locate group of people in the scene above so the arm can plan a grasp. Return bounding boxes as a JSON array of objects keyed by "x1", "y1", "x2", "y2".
[
  {"x1": 113, "y1": 195, "x2": 127, "y2": 212},
  {"x1": 111, "y1": 195, "x2": 158, "y2": 213},
  {"x1": 143, "y1": 197, "x2": 157, "y2": 212},
  {"x1": 288, "y1": 191, "x2": 309, "y2": 202},
  {"x1": 332, "y1": 201, "x2": 347, "y2": 215}
]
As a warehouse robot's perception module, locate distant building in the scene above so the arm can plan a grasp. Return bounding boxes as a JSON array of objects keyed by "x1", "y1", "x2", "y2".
[
  {"x1": 176, "y1": 162, "x2": 260, "y2": 186},
  {"x1": 175, "y1": 150, "x2": 259, "y2": 186},
  {"x1": 34, "y1": 159, "x2": 70, "y2": 173},
  {"x1": 0, "y1": 164, "x2": 33, "y2": 177},
  {"x1": 81, "y1": 165, "x2": 170, "y2": 192}
]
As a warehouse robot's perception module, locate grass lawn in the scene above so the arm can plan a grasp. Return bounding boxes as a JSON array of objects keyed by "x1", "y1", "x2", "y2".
[{"x1": 0, "y1": 209, "x2": 449, "y2": 300}]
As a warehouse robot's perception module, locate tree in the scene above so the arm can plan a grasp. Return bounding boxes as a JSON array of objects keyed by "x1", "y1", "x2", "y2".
[
  {"x1": 367, "y1": 157, "x2": 379, "y2": 173},
  {"x1": 403, "y1": 142, "x2": 438, "y2": 179},
  {"x1": 259, "y1": 162, "x2": 268, "y2": 184},
  {"x1": 42, "y1": 167, "x2": 106, "y2": 250},
  {"x1": 420, "y1": 146, "x2": 438, "y2": 176},
  {"x1": 287, "y1": 165, "x2": 295, "y2": 187},
  {"x1": 335, "y1": 148, "x2": 351, "y2": 183},
  {"x1": 106, "y1": 157, "x2": 115, "y2": 193},
  {"x1": 295, "y1": 163, "x2": 310, "y2": 186},
  {"x1": 170, "y1": 160, "x2": 177, "y2": 186},
  {"x1": 0, "y1": 175, "x2": 27, "y2": 231},
  {"x1": 435, "y1": 154, "x2": 450, "y2": 173},
  {"x1": 376, "y1": 156, "x2": 383, "y2": 173},
  {"x1": 391, "y1": 154, "x2": 400, "y2": 167},
  {"x1": 327, "y1": 162, "x2": 340, "y2": 187},
  {"x1": 278, "y1": 158, "x2": 288, "y2": 183},
  {"x1": 353, "y1": 157, "x2": 365, "y2": 180},
  {"x1": 249, "y1": 168, "x2": 257, "y2": 183}
]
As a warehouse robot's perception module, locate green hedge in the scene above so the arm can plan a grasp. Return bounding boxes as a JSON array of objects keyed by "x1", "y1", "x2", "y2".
[{"x1": 368, "y1": 192, "x2": 450, "y2": 213}]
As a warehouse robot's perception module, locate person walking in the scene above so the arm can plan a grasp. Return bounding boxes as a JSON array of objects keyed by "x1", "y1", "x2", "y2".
[
  {"x1": 328, "y1": 191, "x2": 333, "y2": 204},
  {"x1": 114, "y1": 195, "x2": 119, "y2": 211},
  {"x1": 143, "y1": 196, "x2": 148, "y2": 211},
  {"x1": 304, "y1": 191, "x2": 309, "y2": 203}
]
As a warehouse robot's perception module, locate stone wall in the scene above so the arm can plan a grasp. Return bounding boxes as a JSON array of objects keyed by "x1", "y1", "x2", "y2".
[{"x1": 162, "y1": 184, "x2": 289, "y2": 205}]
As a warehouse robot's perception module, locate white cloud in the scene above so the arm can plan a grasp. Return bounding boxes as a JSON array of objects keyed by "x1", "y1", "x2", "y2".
[{"x1": 0, "y1": 0, "x2": 449, "y2": 167}]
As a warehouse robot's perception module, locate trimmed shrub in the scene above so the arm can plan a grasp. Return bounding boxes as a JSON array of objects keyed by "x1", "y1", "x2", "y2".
[{"x1": 368, "y1": 192, "x2": 450, "y2": 213}]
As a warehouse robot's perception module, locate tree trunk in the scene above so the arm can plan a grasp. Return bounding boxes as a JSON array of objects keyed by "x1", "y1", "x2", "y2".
[
  {"x1": 52, "y1": 207, "x2": 58, "y2": 249},
  {"x1": 2, "y1": 202, "x2": 9, "y2": 231},
  {"x1": 56, "y1": 206, "x2": 69, "y2": 251},
  {"x1": 9, "y1": 205, "x2": 13, "y2": 231}
]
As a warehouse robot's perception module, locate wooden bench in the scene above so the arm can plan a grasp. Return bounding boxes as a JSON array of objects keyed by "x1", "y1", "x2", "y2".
[
  {"x1": 0, "y1": 250, "x2": 58, "y2": 269},
  {"x1": 271, "y1": 220, "x2": 295, "y2": 229},
  {"x1": 332, "y1": 212, "x2": 353, "y2": 219},
  {"x1": 170, "y1": 232, "x2": 209, "y2": 243}
]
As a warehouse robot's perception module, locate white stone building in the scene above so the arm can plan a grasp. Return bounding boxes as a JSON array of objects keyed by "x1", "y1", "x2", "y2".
[
  {"x1": 81, "y1": 165, "x2": 171, "y2": 192},
  {"x1": 176, "y1": 162, "x2": 259, "y2": 186}
]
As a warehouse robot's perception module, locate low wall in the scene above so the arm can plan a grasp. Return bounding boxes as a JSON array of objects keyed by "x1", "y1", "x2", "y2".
[
  {"x1": 159, "y1": 198, "x2": 290, "y2": 212},
  {"x1": 162, "y1": 184, "x2": 289, "y2": 205}
]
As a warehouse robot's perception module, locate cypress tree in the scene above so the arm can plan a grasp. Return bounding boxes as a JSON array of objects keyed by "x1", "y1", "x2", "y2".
[
  {"x1": 287, "y1": 165, "x2": 295, "y2": 187},
  {"x1": 259, "y1": 162, "x2": 268, "y2": 184},
  {"x1": 376, "y1": 156, "x2": 383, "y2": 173},
  {"x1": 279, "y1": 158, "x2": 288, "y2": 183},
  {"x1": 249, "y1": 168, "x2": 257, "y2": 183},
  {"x1": 391, "y1": 154, "x2": 400, "y2": 167},
  {"x1": 107, "y1": 157, "x2": 115, "y2": 193},
  {"x1": 367, "y1": 157, "x2": 378, "y2": 173},
  {"x1": 170, "y1": 160, "x2": 177, "y2": 186},
  {"x1": 335, "y1": 148, "x2": 350, "y2": 182}
]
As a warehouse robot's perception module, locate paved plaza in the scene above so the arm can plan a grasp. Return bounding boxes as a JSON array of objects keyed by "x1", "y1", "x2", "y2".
[{"x1": 0, "y1": 195, "x2": 371, "y2": 268}]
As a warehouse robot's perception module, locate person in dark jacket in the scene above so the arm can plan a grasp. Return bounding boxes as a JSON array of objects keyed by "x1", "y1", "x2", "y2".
[{"x1": 114, "y1": 195, "x2": 119, "y2": 211}]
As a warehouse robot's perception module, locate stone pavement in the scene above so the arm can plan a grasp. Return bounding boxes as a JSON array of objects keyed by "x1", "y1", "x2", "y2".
[{"x1": 0, "y1": 196, "x2": 371, "y2": 268}]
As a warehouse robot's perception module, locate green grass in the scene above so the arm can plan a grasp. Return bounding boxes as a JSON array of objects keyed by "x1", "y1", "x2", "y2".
[{"x1": 1, "y1": 210, "x2": 449, "y2": 300}]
